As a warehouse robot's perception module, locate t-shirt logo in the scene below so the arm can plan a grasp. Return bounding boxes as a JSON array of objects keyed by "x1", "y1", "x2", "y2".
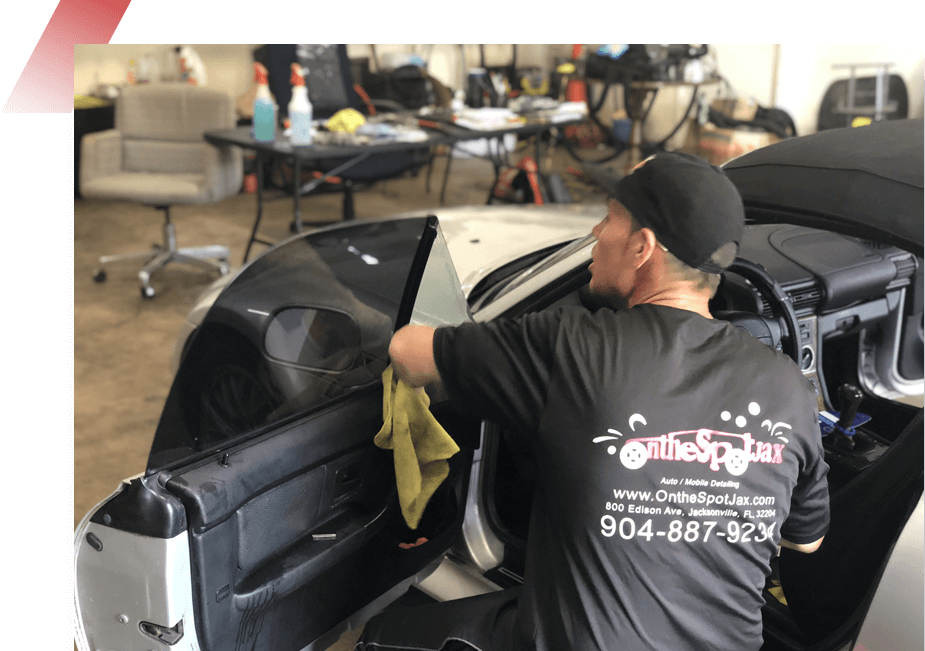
[{"x1": 594, "y1": 403, "x2": 791, "y2": 477}]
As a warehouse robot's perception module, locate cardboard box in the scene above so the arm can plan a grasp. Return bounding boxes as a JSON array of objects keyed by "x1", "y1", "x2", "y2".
[
  {"x1": 675, "y1": 118, "x2": 702, "y2": 155},
  {"x1": 711, "y1": 97, "x2": 759, "y2": 122},
  {"x1": 698, "y1": 125, "x2": 779, "y2": 166}
]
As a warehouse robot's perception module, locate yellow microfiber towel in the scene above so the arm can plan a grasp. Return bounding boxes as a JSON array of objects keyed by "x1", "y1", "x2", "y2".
[
  {"x1": 768, "y1": 580, "x2": 788, "y2": 606},
  {"x1": 374, "y1": 366, "x2": 460, "y2": 530}
]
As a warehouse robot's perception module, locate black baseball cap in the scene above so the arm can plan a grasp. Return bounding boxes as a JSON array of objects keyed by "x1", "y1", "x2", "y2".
[{"x1": 609, "y1": 152, "x2": 744, "y2": 274}]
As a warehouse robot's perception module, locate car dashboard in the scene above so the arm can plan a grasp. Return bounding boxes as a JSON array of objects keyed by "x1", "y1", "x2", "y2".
[
  {"x1": 715, "y1": 223, "x2": 922, "y2": 492},
  {"x1": 718, "y1": 224, "x2": 920, "y2": 394}
]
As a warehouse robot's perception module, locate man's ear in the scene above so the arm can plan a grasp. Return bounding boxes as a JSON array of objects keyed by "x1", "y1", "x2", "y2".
[{"x1": 632, "y1": 227, "x2": 657, "y2": 270}]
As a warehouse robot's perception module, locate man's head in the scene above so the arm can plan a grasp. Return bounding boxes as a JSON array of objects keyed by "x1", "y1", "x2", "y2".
[{"x1": 589, "y1": 152, "x2": 744, "y2": 306}]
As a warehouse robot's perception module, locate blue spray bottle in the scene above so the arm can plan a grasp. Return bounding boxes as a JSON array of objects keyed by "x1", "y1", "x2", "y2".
[{"x1": 253, "y1": 62, "x2": 276, "y2": 142}]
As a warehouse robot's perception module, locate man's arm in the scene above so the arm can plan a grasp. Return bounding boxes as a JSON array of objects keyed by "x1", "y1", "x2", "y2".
[
  {"x1": 780, "y1": 536, "x2": 824, "y2": 554},
  {"x1": 389, "y1": 325, "x2": 440, "y2": 387}
]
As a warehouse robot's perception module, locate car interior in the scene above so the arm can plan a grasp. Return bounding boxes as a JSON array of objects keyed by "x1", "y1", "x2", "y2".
[{"x1": 457, "y1": 219, "x2": 923, "y2": 650}]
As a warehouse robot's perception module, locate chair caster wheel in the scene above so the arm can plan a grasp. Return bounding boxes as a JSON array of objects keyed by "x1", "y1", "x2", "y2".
[
  {"x1": 93, "y1": 270, "x2": 107, "y2": 283},
  {"x1": 141, "y1": 286, "x2": 156, "y2": 300}
]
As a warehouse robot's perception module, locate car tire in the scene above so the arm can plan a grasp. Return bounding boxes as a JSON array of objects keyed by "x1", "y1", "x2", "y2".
[{"x1": 197, "y1": 362, "x2": 276, "y2": 446}]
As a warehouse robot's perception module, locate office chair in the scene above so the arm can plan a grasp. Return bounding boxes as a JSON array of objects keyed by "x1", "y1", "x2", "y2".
[
  {"x1": 817, "y1": 68, "x2": 908, "y2": 131},
  {"x1": 80, "y1": 83, "x2": 243, "y2": 299}
]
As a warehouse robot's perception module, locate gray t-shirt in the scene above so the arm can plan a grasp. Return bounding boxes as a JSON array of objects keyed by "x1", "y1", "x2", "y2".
[{"x1": 434, "y1": 304, "x2": 830, "y2": 651}]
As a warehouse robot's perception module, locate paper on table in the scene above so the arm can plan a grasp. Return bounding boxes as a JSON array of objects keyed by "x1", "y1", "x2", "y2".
[
  {"x1": 550, "y1": 101, "x2": 589, "y2": 123},
  {"x1": 454, "y1": 107, "x2": 525, "y2": 131}
]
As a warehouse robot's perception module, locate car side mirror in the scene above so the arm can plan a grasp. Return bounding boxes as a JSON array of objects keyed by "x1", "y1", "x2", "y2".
[{"x1": 265, "y1": 307, "x2": 361, "y2": 371}]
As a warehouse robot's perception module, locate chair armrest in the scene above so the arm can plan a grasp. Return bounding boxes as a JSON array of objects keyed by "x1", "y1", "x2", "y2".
[
  {"x1": 369, "y1": 99, "x2": 406, "y2": 114},
  {"x1": 80, "y1": 129, "x2": 122, "y2": 194}
]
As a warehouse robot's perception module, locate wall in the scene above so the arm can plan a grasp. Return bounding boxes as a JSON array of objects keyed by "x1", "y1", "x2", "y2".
[
  {"x1": 74, "y1": 44, "x2": 923, "y2": 137},
  {"x1": 74, "y1": 44, "x2": 260, "y2": 100},
  {"x1": 777, "y1": 44, "x2": 924, "y2": 136},
  {"x1": 583, "y1": 44, "x2": 923, "y2": 141},
  {"x1": 74, "y1": 44, "x2": 558, "y2": 103},
  {"x1": 345, "y1": 44, "x2": 568, "y2": 91}
]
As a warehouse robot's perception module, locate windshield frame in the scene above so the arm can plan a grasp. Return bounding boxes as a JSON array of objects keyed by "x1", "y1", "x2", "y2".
[{"x1": 472, "y1": 233, "x2": 596, "y2": 311}]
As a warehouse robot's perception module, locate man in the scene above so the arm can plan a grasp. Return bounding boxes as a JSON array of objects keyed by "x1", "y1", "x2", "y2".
[{"x1": 359, "y1": 152, "x2": 830, "y2": 651}]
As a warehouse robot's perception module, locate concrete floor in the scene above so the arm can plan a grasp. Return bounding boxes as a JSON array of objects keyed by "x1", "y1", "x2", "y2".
[{"x1": 74, "y1": 142, "x2": 611, "y2": 649}]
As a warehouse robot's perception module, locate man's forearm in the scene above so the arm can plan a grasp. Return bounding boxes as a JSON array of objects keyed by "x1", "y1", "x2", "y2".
[
  {"x1": 780, "y1": 536, "x2": 824, "y2": 554},
  {"x1": 389, "y1": 325, "x2": 441, "y2": 387}
]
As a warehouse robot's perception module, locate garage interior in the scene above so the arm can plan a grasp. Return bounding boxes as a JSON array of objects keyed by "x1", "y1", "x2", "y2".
[{"x1": 72, "y1": 44, "x2": 923, "y2": 651}]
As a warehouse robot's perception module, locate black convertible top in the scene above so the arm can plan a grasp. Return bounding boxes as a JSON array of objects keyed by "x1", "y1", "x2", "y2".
[{"x1": 724, "y1": 118, "x2": 923, "y2": 255}]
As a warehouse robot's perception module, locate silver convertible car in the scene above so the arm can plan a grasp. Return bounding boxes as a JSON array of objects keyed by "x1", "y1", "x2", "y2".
[{"x1": 75, "y1": 119, "x2": 923, "y2": 651}]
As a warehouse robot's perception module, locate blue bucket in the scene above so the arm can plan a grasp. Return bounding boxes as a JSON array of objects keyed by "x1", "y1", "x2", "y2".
[{"x1": 612, "y1": 119, "x2": 632, "y2": 145}]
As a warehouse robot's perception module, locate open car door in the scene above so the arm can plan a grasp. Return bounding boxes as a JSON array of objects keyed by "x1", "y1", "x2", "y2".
[{"x1": 75, "y1": 216, "x2": 477, "y2": 651}]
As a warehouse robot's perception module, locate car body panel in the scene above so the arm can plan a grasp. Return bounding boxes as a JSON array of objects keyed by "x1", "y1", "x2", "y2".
[
  {"x1": 853, "y1": 494, "x2": 924, "y2": 651},
  {"x1": 724, "y1": 118, "x2": 923, "y2": 256},
  {"x1": 75, "y1": 518, "x2": 204, "y2": 651},
  {"x1": 391, "y1": 203, "x2": 605, "y2": 296}
]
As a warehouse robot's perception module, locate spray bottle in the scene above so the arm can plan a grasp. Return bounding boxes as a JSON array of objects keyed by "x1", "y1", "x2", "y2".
[
  {"x1": 253, "y1": 62, "x2": 276, "y2": 142},
  {"x1": 288, "y1": 63, "x2": 313, "y2": 146}
]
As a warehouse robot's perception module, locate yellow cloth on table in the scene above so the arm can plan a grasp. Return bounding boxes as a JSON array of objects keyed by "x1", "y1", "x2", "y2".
[
  {"x1": 74, "y1": 94, "x2": 111, "y2": 109},
  {"x1": 326, "y1": 108, "x2": 366, "y2": 133},
  {"x1": 374, "y1": 366, "x2": 460, "y2": 530}
]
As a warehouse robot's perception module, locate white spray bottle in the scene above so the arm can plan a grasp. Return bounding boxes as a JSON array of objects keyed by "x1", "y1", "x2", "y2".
[{"x1": 288, "y1": 63, "x2": 313, "y2": 145}]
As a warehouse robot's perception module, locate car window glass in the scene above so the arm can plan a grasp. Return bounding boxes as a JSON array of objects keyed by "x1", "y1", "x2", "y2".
[
  {"x1": 146, "y1": 217, "x2": 432, "y2": 474},
  {"x1": 265, "y1": 308, "x2": 360, "y2": 371},
  {"x1": 409, "y1": 222, "x2": 471, "y2": 327}
]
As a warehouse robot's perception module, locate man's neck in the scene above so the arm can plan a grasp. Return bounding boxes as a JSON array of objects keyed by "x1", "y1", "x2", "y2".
[{"x1": 628, "y1": 283, "x2": 713, "y2": 319}]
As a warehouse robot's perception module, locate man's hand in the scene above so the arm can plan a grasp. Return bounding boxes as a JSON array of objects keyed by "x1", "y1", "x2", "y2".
[
  {"x1": 389, "y1": 325, "x2": 440, "y2": 388},
  {"x1": 780, "y1": 536, "x2": 824, "y2": 554}
]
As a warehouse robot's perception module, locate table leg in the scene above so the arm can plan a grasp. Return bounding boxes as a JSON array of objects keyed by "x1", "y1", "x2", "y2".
[
  {"x1": 626, "y1": 88, "x2": 657, "y2": 173},
  {"x1": 293, "y1": 151, "x2": 373, "y2": 224},
  {"x1": 440, "y1": 145, "x2": 455, "y2": 205},
  {"x1": 485, "y1": 137, "x2": 507, "y2": 205},
  {"x1": 425, "y1": 145, "x2": 435, "y2": 194},
  {"x1": 291, "y1": 156, "x2": 303, "y2": 233},
  {"x1": 244, "y1": 150, "x2": 266, "y2": 264}
]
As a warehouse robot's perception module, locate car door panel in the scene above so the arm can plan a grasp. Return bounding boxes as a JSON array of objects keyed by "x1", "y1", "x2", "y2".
[
  {"x1": 166, "y1": 388, "x2": 390, "y2": 650},
  {"x1": 167, "y1": 389, "x2": 386, "y2": 534},
  {"x1": 166, "y1": 372, "x2": 475, "y2": 651},
  {"x1": 76, "y1": 216, "x2": 476, "y2": 651}
]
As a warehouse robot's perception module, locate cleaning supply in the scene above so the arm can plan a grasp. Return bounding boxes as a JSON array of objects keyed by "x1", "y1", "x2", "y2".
[
  {"x1": 288, "y1": 63, "x2": 313, "y2": 145},
  {"x1": 374, "y1": 365, "x2": 459, "y2": 529},
  {"x1": 252, "y1": 62, "x2": 276, "y2": 142},
  {"x1": 326, "y1": 108, "x2": 366, "y2": 133},
  {"x1": 177, "y1": 45, "x2": 206, "y2": 85}
]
